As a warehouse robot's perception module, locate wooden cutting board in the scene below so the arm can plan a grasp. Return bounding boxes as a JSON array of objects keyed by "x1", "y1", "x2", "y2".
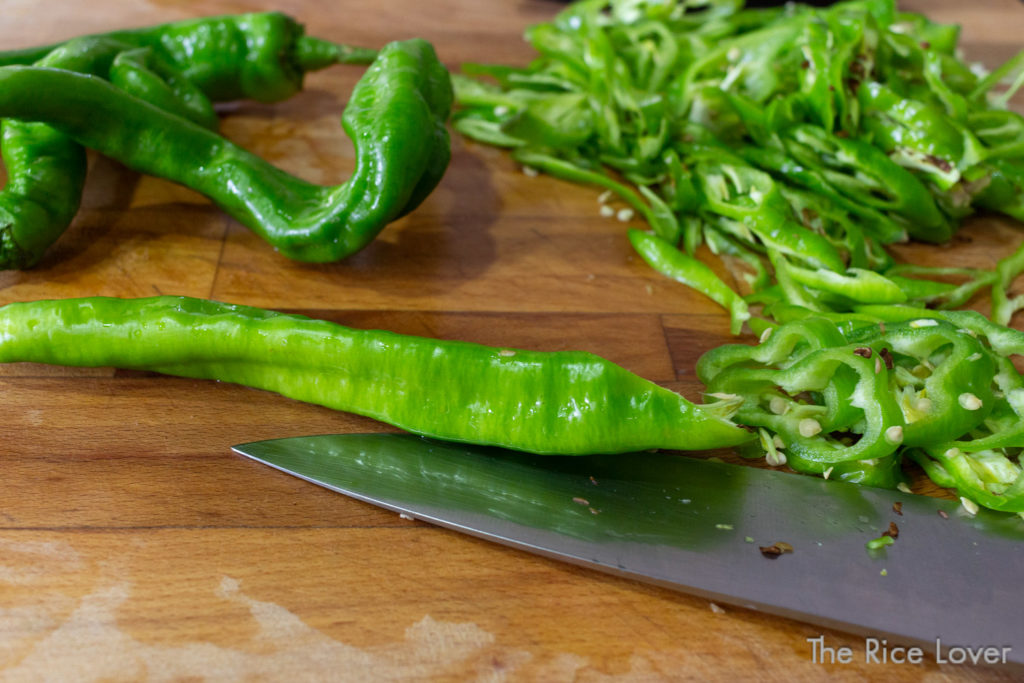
[{"x1": 1, "y1": 1, "x2": 1021, "y2": 679}]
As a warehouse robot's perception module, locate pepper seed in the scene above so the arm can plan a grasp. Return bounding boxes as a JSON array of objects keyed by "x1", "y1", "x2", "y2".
[
  {"x1": 885, "y1": 425, "x2": 903, "y2": 444},
  {"x1": 958, "y1": 393, "x2": 983, "y2": 411},
  {"x1": 798, "y1": 418, "x2": 822, "y2": 438}
]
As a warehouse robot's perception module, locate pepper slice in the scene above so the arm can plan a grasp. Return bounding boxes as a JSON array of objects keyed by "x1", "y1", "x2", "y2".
[
  {"x1": 699, "y1": 319, "x2": 905, "y2": 471},
  {"x1": 845, "y1": 321, "x2": 996, "y2": 447}
]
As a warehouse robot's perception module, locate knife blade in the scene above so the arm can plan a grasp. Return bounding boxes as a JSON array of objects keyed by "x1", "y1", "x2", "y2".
[{"x1": 233, "y1": 433, "x2": 1024, "y2": 661}]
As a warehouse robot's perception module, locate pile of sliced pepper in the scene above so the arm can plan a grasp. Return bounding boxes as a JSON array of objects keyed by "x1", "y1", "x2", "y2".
[
  {"x1": 453, "y1": 0, "x2": 1024, "y2": 512},
  {"x1": 699, "y1": 309, "x2": 1024, "y2": 512}
]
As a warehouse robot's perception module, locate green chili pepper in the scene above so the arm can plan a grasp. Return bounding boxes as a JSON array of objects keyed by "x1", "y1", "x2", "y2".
[
  {"x1": 845, "y1": 321, "x2": 996, "y2": 447},
  {"x1": 699, "y1": 318, "x2": 906, "y2": 473},
  {"x1": 0, "y1": 296, "x2": 753, "y2": 455},
  {"x1": 0, "y1": 36, "x2": 221, "y2": 270},
  {"x1": 858, "y1": 81, "x2": 986, "y2": 191},
  {"x1": 449, "y1": 0, "x2": 1024, "y2": 506},
  {"x1": 739, "y1": 143, "x2": 910, "y2": 246},
  {"x1": 0, "y1": 12, "x2": 377, "y2": 101},
  {"x1": 0, "y1": 39, "x2": 453, "y2": 262},
  {"x1": 629, "y1": 228, "x2": 750, "y2": 334},
  {"x1": 0, "y1": 13, "x2": 379, "y2": 270}
]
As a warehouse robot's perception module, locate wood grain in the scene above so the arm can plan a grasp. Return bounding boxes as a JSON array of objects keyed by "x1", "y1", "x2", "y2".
[{"x1": 0, "y1": 1, "x2": 1022, "y2": 680}]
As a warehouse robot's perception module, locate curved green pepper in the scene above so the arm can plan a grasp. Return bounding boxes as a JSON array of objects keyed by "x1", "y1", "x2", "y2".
[
  {"x1": 858, "y1": 81, "x2": 985, "y2": 191},
  {"x1": 0, "y1": 36, "x2": 220, "y2": 270},
  {"x1": 0, "y1": 13, "x2": 378, "y2": 270},
  {"x1": 0, "y1": 296, "x2": 752, "y2": 455},
  {"x1": 0, "y1": 39, "x2": 453, "y2": 262},
  {"x1": 0, "y1": 12, "x2": 377, "y2": 101}
]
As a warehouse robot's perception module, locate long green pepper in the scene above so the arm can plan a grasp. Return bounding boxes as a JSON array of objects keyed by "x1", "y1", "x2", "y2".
[
  {"x1": 0, "y1": 296, "x2": 752, "y2": 455},
  {"x1": 0, "y1": 36, "x2": 220, "y2": 269},
  {"x1": 0, "y1": 12, "x2": 380, "y2": 269},
  {"x1": 0, "y1": 38, "x2": 452, "y2": 262}
]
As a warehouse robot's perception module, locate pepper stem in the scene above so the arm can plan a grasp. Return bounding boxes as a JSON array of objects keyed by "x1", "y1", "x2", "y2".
[{"x1": 296, "y1": 36, "x2": 377, "y2": 70}]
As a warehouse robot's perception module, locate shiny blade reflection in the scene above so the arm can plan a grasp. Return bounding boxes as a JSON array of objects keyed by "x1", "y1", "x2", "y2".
[{"x1": 233, "y1": 433, "x2": 1024, "y2": 661}]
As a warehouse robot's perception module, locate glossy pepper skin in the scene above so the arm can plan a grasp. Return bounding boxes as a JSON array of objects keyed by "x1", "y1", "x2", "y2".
[
  {"x1": 0, "y1": 13, "x2": 376, "y2": 270},
  {"x1": 0, "y1": 36, "x2": 221, "y2": 269},
  {"x1": 0, "y1": 296, "x2": 752, "y2": 455},
  {"x1": 0, "y1": 38, "x2": 452, "y2": 262},
  {"x1": 0, "y1": 12, "x2": 377, "y2": 102}
]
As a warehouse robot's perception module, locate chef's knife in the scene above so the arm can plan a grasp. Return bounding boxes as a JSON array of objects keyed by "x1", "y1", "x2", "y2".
[{"x1": 233, "y1": 433, "x2": 1024, "y2": 662}]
